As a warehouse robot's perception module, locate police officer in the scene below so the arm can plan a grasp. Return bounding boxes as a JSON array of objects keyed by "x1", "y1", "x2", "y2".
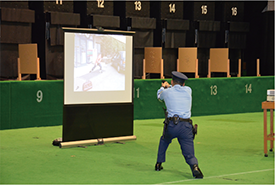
[{"x1": 155, "y1": 71, "x2": 203, "y2": 179}]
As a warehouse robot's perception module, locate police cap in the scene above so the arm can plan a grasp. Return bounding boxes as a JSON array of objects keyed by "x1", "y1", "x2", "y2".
[{"x1": 172, "y1": 71, "x2": 188, "y2": 83}]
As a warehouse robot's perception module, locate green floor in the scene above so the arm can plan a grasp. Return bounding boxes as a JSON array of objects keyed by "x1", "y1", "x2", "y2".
[{"x1": 0, "y1": 112, "x2": 274, "y2": 184}]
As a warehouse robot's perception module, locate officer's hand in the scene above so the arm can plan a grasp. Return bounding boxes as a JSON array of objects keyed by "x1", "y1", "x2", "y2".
[{"x1": 162, "y1": 81, "x2": 170, "y2": 89}]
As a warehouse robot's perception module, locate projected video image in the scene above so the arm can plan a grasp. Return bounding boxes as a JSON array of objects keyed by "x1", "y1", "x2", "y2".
[
  {"x1": 74, "y1": 33, "x2": 126, "y2": 92},
  {"x1": 64, "y1": 29, "x2": 133, "y2": 105}
]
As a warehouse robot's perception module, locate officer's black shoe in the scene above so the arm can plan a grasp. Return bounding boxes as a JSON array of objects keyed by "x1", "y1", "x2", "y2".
[
  {"x1": 155, "y1": 162, "x2": 163, "y2": 171},
  {"x1": 192, "y1": 164, "x2": 203, "y2": 179}
]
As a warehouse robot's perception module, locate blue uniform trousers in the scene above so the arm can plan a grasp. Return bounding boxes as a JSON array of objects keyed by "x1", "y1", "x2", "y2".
[{"x1": 157, "y1": 120, "x2": 198, "y2": 169}]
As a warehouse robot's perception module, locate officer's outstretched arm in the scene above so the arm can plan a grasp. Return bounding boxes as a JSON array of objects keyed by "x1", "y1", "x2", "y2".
[
  {"x1": 157, "y1": 81, "x2": 170, "y2": 102},
  {"x1": 157, "y1": 88, "x2": 164, "y2": 102}
]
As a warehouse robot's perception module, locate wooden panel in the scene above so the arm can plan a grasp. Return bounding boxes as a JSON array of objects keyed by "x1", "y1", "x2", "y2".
[
  {"x1": 125, "y1": 1, "x2": 150, "y2": 17},
  {"x1": 43, "y1": 1, "x2": 73, "y2": 13},
  {"x1": 144, "y1": 47, "x2": 162, "y2": 73},
  {"x1": 0, "y1": 44, "x2": 18, "y2": 78},
  {"x1": 194, "y1": 2, "x2": 215, "y2": 21},
  {"x1": 210, "y1": 48, "x2": 228, "y2": 72},
  {"x1": 178, "y1": 47, "x2": 197, "y2": 73},
  {"x1": 1, "y1": 24, "x2": 32, "y2": 44},
  {"x1": 18, "y1": 44, "x2": 38, "y2": 74},
  {"x1": 1, "y1": 8, "x2": 34, "y2": 23},
  {"x1": 222, "y1": 2, "x2": 244, "y2": 22},
  {"x1": 87, "y1": 1, "x2": 114, "y2": 15},
  {"x1": 0, "y1": 1, "x2": 29, "y2": 9},
  {"x1": 262, "y1": 101, "x2": 275, "y2": 110},
  {"x1": 160, "y1": 1, "x2": 184, "y2": 19},
  {"x1": 50, "y1": 12, "x2": 80, "y2": 25}
]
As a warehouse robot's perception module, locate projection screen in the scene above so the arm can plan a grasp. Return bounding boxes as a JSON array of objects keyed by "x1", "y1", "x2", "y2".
[{"x1": 64, "y1": 28, "x2": 134, "y2": 105}]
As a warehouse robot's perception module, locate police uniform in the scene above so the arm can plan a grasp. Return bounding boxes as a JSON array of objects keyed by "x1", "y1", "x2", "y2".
[{"x1": 155, "y1": 71, "x2": 203, "y2": 179}]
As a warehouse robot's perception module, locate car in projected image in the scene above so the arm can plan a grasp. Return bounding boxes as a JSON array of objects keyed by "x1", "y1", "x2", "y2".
[
  {"x1": 112, "y1": 51, "x2": 125, "y2": 73},
  {"x1": 101, "y1": 55, "x2": 113, "y2": 64}
]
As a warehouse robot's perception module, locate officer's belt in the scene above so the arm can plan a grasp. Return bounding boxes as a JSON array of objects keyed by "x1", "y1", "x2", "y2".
[{"x1": 168, "y1": 117, "x2": 191, "y2": 123}]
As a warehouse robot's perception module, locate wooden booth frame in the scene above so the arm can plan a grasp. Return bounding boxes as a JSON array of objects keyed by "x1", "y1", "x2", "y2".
[
  {"x1": 257, "y1": 59, "x2": 261, "y2": 77},
  {"x1": 18, "y1": 44, "x2": 41, "y2": 81},
  {"x1": 208, "y1": 48, "x2": 241, "y2": 78},
  {"x1": 142, "y1": 47, "x2": 164, "y2": 79},
  {"x1": 177, "y1": 47, "x2": 199, "y2": 78}
]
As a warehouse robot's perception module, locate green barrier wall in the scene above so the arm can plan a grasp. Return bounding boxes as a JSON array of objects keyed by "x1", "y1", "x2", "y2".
[
  {"x1": 0, "y1": 81, "x2": 64, "y2": 130},
  {"x1": 134, "y1": 76, "x2": 274, "y2": 119},
  {"x1": 1, "y1": 76, "x2": 274, "y2": 130}
]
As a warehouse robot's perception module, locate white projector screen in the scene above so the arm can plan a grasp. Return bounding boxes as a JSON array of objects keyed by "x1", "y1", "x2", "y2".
[{"x1": 64, "y1": 28, "x2": 133, "y2": 105}]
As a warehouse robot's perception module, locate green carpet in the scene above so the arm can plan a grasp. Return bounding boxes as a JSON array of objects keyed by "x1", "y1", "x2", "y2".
[{"x1": 0, "y1": 112, "x2": 274, "y2": 184}]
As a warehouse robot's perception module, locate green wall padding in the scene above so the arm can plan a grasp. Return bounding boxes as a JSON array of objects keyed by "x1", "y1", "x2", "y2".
[
  {"x1": 0, "y1": 76, "x2": 274, "y2": 129},
  {"x1": 0, "y1": 82, "x2": 11, "y2": 130},
  {"x1": 133, "y1": 76, "x2": 274, "y2": 119},
  {"x1": 1, "y1": 80, "x2": 63, "y2": 130}
]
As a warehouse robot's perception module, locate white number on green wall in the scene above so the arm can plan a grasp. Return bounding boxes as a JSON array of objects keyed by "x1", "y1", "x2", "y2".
[
  {"x1": 210, "y1": 85, "x2": 217, "y2": 95},
  {"x1": 245, "y1": 84, "x2": 252, "y2": 93},
  {"x1": 134, "y1": 87, "x2": 140, "y2": 98},
  {"x1": 37, "y1": 90, "x2": 43, "y2": 103}
]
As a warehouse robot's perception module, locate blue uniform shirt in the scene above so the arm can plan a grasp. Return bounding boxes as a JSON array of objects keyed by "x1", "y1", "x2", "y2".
[{"x1": 157, "y1": 84, "x2": 192, "y2": 119}]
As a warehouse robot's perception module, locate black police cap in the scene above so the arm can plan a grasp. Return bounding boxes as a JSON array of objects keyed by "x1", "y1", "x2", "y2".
[{"x1": 172, "y1": 71, "x2": 188, "y2": 83}]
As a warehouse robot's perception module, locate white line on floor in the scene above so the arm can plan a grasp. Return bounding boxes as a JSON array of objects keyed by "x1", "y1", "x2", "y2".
[{"x1": 155, "y1": 168, "x2": 274, "y2": 184}]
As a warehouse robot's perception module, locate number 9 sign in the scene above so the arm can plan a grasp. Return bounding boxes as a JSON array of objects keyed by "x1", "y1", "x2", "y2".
[{"x1": 37, "y1": 90, "x2": 43, "y2": 103}]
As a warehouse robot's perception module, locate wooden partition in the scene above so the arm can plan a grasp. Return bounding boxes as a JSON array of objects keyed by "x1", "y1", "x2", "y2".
[
  {"x1": 142, "y1": 47, "x2": 164, "y2": 79},
  {"x1": 18, "y1": 44, "x2": 41, "y2": 80},
  {"x1": 208, "y1": 48, "x2": 231, "y2": 78},
  {"x1": 177, "y1": 47, "x2": 199, "y2": 78},
  {"x1": 257, "y1": 59, "x2": 261, "y2": 77}
]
